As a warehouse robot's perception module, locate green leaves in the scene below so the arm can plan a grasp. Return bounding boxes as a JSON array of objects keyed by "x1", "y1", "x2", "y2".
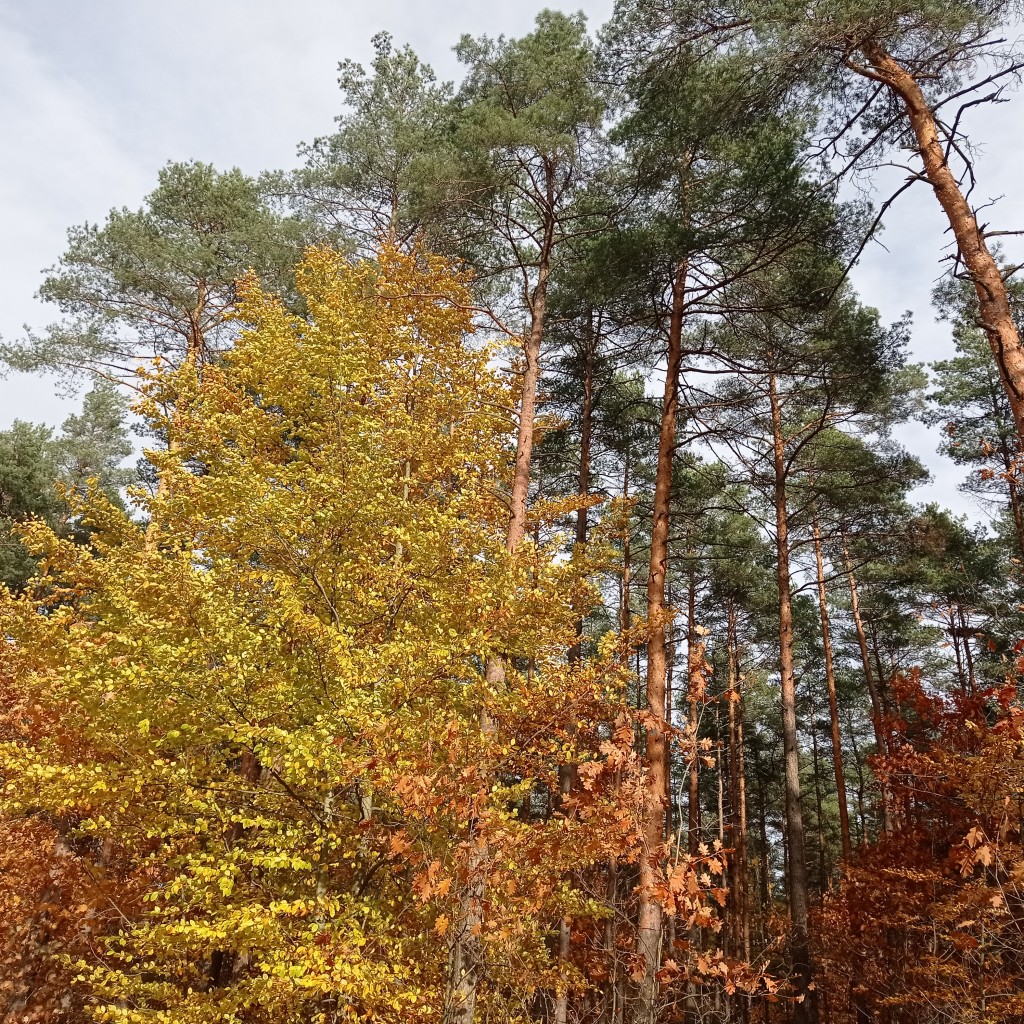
[
  {"x1": 3, "y1": 161, "x2": 312, "y2": 380},
  {"x1": 291, "y1": 32, "x2": 458, "y2": 251}
]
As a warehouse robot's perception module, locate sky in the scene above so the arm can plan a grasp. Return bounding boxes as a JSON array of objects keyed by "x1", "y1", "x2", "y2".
[{"x1": 1, "y1": 0, "x2": 1021, "y2": 523}]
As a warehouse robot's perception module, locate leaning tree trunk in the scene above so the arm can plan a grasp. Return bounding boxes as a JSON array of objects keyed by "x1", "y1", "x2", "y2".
[
  {"x1": 856, "y1": 41, "x2": 1024, "y2": 442},
  {"x1": 768, "y1": 372, "x2": 818, "y2": 1024},
  {"x1": 636, "y1": 258, "x2": 688, "y2": 1024}
]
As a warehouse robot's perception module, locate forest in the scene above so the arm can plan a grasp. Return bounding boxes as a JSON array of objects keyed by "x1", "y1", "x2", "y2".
[{"x1": 2, "y1": 1, "x2": 1024, "y2": 1022}]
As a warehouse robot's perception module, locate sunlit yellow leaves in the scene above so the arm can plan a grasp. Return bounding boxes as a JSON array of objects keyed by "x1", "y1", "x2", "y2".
[{"x1": 0, "y1": 242, "x2": 636, "y2": 1024}]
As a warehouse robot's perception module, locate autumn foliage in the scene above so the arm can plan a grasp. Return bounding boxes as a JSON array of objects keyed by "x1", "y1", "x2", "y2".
[
  {"x1": 817, "y1": 668, "x2": 1024, "y2": 1024},
  {"x1": 0, "y1": 246, "x2": 743, "y2": 1023}
]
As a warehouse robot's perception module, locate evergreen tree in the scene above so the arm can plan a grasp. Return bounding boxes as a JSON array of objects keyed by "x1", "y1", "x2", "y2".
[
  {"x1": 286, "y1": 32, "x2": 457, "y2": 251},
  {"x1": 0, "y1": 422, "x2": 62, "y2": 591},
  {"x1": 2, "y1": 161, "x2": 313, "y2": 380}
]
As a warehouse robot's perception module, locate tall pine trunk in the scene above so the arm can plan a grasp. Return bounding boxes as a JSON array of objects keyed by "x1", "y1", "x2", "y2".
[
  {"x1": 686, "y1": 573, "x2": 701, "y2": 858},
  {"x1": 554, "y1": 315, "x2": 596, "y2": 1024},
  {"x1": 446, "y1": 219, "x2": 554, "y2": 1024},
  {"x1": 812, "y1": 514, "x2": 852, "y2": 862},
  {"x1": 726, "y1": 599, "x2": 751, "y2": 962},
  {"x1": 768, "y1": 372, "x2": 818, "y2": 1024},
  {"x1": 636, "y1": 258, "x2": 688, "y2": 1024},
  {"x1": 841, "y1": 537, "x2": 892, "y2": 839}
]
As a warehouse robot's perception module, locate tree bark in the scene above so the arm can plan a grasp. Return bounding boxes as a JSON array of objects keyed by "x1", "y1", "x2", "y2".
[
  {"x1": 446, "y1": 216, "x2": 554, "y2": 1024},
  {"x1": 768, "y1": 371, "x2": 818, "y2": 1024},
  {"x1": 666, "y1": 588, "x2": 676, "y2": 841},
  {"x1": 621, "y1": 451, "x2": 632, "y2": 637},
  {"x1": 812, "y1": 515, "x2": 852, "y2": 862},
  {"x1": 727, "y1": 602, "x2": 751, "y2": 962},
  {"x1": 554, "y1": 313, "x2": 596, "y2": 1024},
  {"x1": 636, "y1": 258, "x2": 688, "y2": 1024},
  {"x1": 958, "y1": 603, "x2": 977, "y2": 697},
  {"x1": 686, "y1": 573, "x2": 701, "y2": 859},
  {"x1": 726, "y1": 600, "x2": 743, "y2": 958},
  {"x1": 810, "y1": 717, "x2": 827, "y2": 892},
  {"x1": 857, "y1": 41, "x2": 1024, "y2": 442},
  {"x1": 988, "y1": 378, "x2": 1024, "y2": 561},
  {"x1": 756, "y1": 772, "x2": 770, "y2": 914},
  {"x1": 841, "y1": 539, "x2": 890, "y2": 774}
]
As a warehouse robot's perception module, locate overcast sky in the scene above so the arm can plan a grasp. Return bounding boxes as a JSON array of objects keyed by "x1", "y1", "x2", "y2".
[{"x1": 1, "y1": 0, "x2": 1021, "y2": 523}]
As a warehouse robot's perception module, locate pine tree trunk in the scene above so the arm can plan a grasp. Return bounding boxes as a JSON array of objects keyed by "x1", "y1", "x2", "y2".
[
  {"x1": 728, "y1": 603, "x2": 751, "y2": 962},
  {"x1": 757, "y1": 773, "x2": 770, "y2": 915},
  {"x1": 991, "y1": 383, "x2": 1024, "y2": 561},
  {"x1": 686, "y1": 573, "x2": 701, "y2": 859},
  {"x1": 1006, "y1": 472, "x2": 1024, "y2": 562},
  {"x1": 621, "y1": 451, "x2": 632, "y2": 637},
  {"x1": 446, "y1": 221, "x2": 554, "y2": 1024},
  {"x1": 841, "y1": 539, "x2": 892, "y2": 825},
  {"x1": 810, "y1": 718, "x2": 827, "y2": 892},
  {"x1": 856, "y1": 41, "x2": 1024, "y2": 443},
  {"x1": 849, "y1": 729, "x2": 868, "y2": 847},
  {"x1": 666, "y1": 587, "x2": 676, "y2": 841},
  {"x1": 812, "y1": 516, "x2": 852, "y2": 862},
  {"x1": 958, "y1": 603, "x2": 977, "y2": 696},
  {"x1": 554, "y1": 314, "x2": 596, "y2": 1024},
  {"x1": 768, "y1": 372, "x2": 817, "y2": 1024},
  {"x1": 726, "y1": 600, "x2": 743, "y2": 959},
  {"x1": 636, "y1": 258, "x2": 688, "y2": 1024}
]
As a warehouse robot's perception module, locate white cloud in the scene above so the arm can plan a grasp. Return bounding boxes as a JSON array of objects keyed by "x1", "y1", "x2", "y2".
[
  {"x1": 0, "y1": 0, "x2": 1018, "y2": 526},
  {"x1": 0, "y1": 15, "x2": 150, "y2": 425},
  {"x1": 0, "y1": 0, "x2": 613, "y2": 427}
]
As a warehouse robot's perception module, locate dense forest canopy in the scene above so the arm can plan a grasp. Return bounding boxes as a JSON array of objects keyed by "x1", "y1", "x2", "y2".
[{"x1": 2, "y1": 3, "x2": 1024, "y2": 1023}]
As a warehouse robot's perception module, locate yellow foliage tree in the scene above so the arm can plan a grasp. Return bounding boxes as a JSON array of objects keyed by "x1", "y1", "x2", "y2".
[{"x1": 0, "y1": 246, "x2": 634, "y2": 1023}]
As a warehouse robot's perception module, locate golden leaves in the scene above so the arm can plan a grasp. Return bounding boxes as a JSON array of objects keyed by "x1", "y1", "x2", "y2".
[{"x1": 0, "y1": 240, "x2": 641, "y2": 1024}]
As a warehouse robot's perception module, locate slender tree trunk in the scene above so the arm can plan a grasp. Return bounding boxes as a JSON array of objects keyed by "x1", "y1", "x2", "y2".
[
  {"x1": 992, "y1": 386, "x2": 1024, "y2": 561},
  {"x1": 554, "y1": 316, "x2": 596, "y2": 1024},
  {"x1": 717, "y1": 738, "x2": 725, "y2": 849},
  {"x1": 1006, "y1": 472, "x2": 1024, "y2": 562},
  {"x1": 637, "y1": 258, "x2": 688, "y2": 1024},
  {"x1": 208, "y1": 748, "x2": 261, "y2": 990},
  {"x1": 505, "y1": 247, "x2": 551, "y2": 556},
  {"x1": 666, "y1": 588, "x2": 676, "y2": 841},
  {"x1": 857, "y1": 41, "x2": 1024, "y2": 442},
  {"x1": 809, "y1": 718, "x2": 827, "y2": 892},
  {"x1": 948, "y1": 605, "x2": 970, "y2": 695},
  {"x1": 812, "y1": 516, "x2": 852, "y2": 862},
  {"x1": 869, "y1": 630, "x2": 892, "y2": 729},
  {"x1": 621, "y1": 451, "x2": 632, "y2": 636},
  {"x1": 849, "y1": 728, "x2": 868, "y2": 846},
  {"x1": 958, "y1": 603, "x2": 977, "y2": 696},
  {"x1": 729, "y1": 605, "x2": 752, "y2": 962},
  {"x1": 726, "y1": 600, "x2": 744, "y2": 958},
  {"x1": 446, "y1": 221, "x2": 554, "y2": 1024},
  {"x1": 145, "y1": 325, "x2": 205, "y2": 553},
  {"x1": 568, "y1": 323, "x2": 595, "y2": 665},
  {"x1": 768, "y1": 372, "x2": 817, "y2": 1024},
  {"x1": 757, "y1": 772, "x2": 770, "y2": 913},
  {"x1": 601, "y1": 459, "x2": 634, "y2": 1024},
  {"x1": 841, "y1": 539, "x2": 890, "y2": 772},
  {"x1": 686, "y1": 573, "x2": 701, "y2": 858}
]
